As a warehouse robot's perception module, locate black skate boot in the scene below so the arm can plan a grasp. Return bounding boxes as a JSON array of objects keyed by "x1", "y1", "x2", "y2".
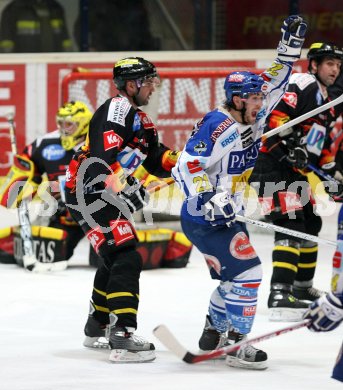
[
  {"x1": 225, "y1": 330, "x2": 268, "y2": 370},
  {"x1": 83, "y1": 301, "x2": 109, "y2": 349},
  {"x1": 268, "y1": 283, "x2": 310, "y2": 322},
  {"x1": 108, "y1": 314, "x2": 155, "y2": 363},
  {"x1": 293, "y1": 281, "x2": 326, "y2": 302},
  {"x1": 198, "y1": 315, "x2": 229, "y2": 355}
]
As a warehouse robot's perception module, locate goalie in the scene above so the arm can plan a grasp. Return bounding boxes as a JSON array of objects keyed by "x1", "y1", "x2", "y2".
[
  {"x1": 0, "y1": 100, "x2": 191, "y2": 272},
  {"x1": 0, "y1": 101, "x2": 93, "y2": 268}
]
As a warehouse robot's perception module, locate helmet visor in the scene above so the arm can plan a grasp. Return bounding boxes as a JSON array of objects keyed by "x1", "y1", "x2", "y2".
[
  {"x1": 57, "y1": 119, "x2": 78, "y2": 136},
  {"x1": 141, "y1": 76, "x2": 161, "y2": 88}
]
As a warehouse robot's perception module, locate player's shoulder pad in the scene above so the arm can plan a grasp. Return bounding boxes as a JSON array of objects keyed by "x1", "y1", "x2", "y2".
[
  {"x1": 289, "y1": 72, "x2": 316, "y2": 91},
  {"x1": 107, "y1": 96, "x2": 132, "y2": 126}
]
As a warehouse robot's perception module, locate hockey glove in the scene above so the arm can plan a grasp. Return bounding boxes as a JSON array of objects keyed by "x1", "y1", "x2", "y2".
[
  {"x1": 319, "y1": 162, "x2": 343, "y2": 198},
  {"x1": 277, "y1": 15, "x2": 307, "y2": 62},
  {"x1": 286, "y1": 147, "x2": 308, "y2": 170},
  {"x1": 119, "y1": 176, "x2": 149, "y2": 213},
  {"x1": 201, "y1": 191, "x2": 236, "y2": 227},
  {"x1": 304, "y1": 292, "x2": 343, "y2": 332}
]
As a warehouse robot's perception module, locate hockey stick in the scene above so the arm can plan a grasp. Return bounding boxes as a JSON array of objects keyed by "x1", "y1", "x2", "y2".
[
  {"x1": 235, "y1": 214, "x2": 336, "y2": 247},
  {"x1": 262, "y1": 93, "x2": 343, "y2": 141},
  {"x1": 7, "y1": 114, "x2": 67, "y2": 272},
  {"x1": 153, "y1": 320, "x2": 310, "y2": 363}
]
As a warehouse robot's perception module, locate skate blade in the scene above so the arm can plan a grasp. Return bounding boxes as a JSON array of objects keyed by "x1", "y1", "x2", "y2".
[
  {"x1": 83, "y1": 336, "x2": 109, "y2": 349},
  {"x1": 225, "y1": 356, "x2": 268, "y2": 370},
  {"x1": 109, "y1": 349, "x2": 156, "y2": 363},
  {"x1": 269, "y1": 308, "x2": 307, "y2": 322}
]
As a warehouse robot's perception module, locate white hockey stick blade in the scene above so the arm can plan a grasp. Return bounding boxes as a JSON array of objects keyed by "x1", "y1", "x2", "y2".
[
  {"x1": 236, "y1": 215, "x2": 336, "y2": 247},
  {"x1": 154, "y1": 320, "x2": 310, "y2": 364},
  {"x1": 262, "y1": 93, "x2": 343, "y2": 141}
]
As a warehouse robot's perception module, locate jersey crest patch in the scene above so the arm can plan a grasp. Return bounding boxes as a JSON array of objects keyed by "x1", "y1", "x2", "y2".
[
  {"x1": 103, "y1": 130, "x2": 123, "y2": 151},
  {"x1": 282, "y1": 92, "x2": 298, "y2": 108},
  {"x1": 230, "y1": 232, "x2": 257, "y2": 260}
]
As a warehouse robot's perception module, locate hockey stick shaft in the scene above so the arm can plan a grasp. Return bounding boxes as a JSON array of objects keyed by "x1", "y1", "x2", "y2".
[
  {"x1": 236, "y1": 214, "x2": 336, "y2": 246},
  {"x1": 153, "y1": 320, "x2": 310, "y2": 364},
  {"x1": 262, "y1": 93, "x2": 343, "y2": 141}
]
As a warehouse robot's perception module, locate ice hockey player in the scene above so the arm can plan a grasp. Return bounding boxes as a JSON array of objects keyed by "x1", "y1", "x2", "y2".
[
  {"x1": 64, "y1": 57, "x2": 180, "y2": 363},
  {"x1": 0, "y1": 101, "x2": 93, "y2": 269},
  {"x1": 172, "y1": 16, "x2": 307, "y2": 370},
  {"x1": 249, "y1": 42, "x2": 343, "y2": 322}
]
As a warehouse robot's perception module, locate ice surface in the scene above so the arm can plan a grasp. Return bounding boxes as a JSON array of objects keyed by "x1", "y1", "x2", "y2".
[{"x1": 0, "y1": 206, "x2": 342, "y2": 390}]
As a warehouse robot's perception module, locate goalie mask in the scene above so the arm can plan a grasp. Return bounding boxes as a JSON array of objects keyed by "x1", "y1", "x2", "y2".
[{"x1": 56, "y1": 101, "x2": 92, "y2": 151}]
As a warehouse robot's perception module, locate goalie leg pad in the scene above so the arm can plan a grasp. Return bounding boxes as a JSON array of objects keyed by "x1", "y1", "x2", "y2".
[
  {"x1": 0, "y1": 227, "x2": 15, "y2": 264},
  {"x1": 14, "y1": 225, "x2": 68, "y2": 266}
]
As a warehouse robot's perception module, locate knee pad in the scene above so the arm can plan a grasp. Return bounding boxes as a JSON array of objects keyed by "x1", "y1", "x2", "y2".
[
  {"x1": 274, "y1": 238, "x2": 300, "y2": 250},
  {"x1": 221, "y1": 265, "x2": 262, "y2": 334}
]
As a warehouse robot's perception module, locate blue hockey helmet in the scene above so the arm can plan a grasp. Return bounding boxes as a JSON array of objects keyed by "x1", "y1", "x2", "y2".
[{"x1": 224, "y1": 71, "x2": 265, "y2": 104}]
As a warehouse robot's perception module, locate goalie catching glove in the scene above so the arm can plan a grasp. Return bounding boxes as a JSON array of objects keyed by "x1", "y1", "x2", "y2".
[
  {"x1": 200, "y1": 191, "x2": 236, "y2": 227},
  {"x1": 277, "y1": 15, "x2": 307, "y2": 62},
  {"x1": 304, "y1": 292, "x2": 343, "y2": 332}
]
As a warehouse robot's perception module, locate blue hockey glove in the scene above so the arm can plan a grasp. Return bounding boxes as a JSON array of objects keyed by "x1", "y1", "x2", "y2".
[
  {"x1": 304, "y1": 292, "x2": 343, "y2": 332},
  {"x1": 277, "y1": 15, "x2": 307, "y2": 62},
  {"x1": 201, "y1": 191, "x2": 236, "y2": 227},
  {"x1": 119, "y1": 176, "x2": 149, "y2": 213}
]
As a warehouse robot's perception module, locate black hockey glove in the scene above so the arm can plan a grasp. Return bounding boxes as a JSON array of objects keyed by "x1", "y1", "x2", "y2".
[
  {"x1": 119, "y1": 176, "x2": 149, "y2": 213},
  {"x1": 277, "y1": 15, "x2": 307, "y2": 62},
  {"x1": 286, "y1": 147, "x2": 308, "y2": 170}
]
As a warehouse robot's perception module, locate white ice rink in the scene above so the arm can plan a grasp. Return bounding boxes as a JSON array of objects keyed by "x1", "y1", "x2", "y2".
[{"x1": 0, "y1": 206, "x2": 342, "y2": 390}]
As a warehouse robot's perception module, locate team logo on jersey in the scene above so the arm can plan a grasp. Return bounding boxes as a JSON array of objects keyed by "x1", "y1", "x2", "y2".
[
  {"x1": 103, "y1": 130, "x2": 123, "y2": 151},
  {"x1": 42, "y1": 144, "x2": 66, "y2": 161},
  {"x1": 133, "y1": 113, "x2": 141, "y2": 131},
  {"x1": 194, "y1": 141, "x2": 207, "y2": 155},
  {"x1": 230, "y1": 232, "x2": 257, "y2": 260},
  {"x1": 110, "y1": 219, "x2": 135, "y2": 245},
  {"x1": 282, "y1": 92, "x2": 298, "y2": 108},
  {"x1": 86, "y1": 227, "x2": 106, "y2": 254},
  {"x1": 117, "y1": 148, "x2": 145, "y2": 170},
  {"x1": 186, "y1": 159, "x2": 202, "y2": 174},
  {"x1": 278, "y1": 191, "x2": 302, "y2": 214}
]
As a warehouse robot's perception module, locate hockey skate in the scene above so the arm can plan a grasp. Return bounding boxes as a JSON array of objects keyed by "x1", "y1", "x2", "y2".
[
  {"x1": 268, "y1": 283, "x2": 309, "y2": 322},
  {"x1": 83, "y1": 302, "x2": 109, "y2": 349},
  {"x1": 292, "y1": 284, "x2": 325, "y2": 302},
  {"x1": 198, "y1": 315, "x2": 229, "y2": 358},
  {"x1": 108, "y1": 314, "x2": 155, "y2": 363},
  {"x1": 225, "y1": 331, "x2": 268, "y2": 370}
]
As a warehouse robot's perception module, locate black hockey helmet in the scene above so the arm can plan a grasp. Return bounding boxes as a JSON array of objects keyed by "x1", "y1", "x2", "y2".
[
  {"x1": 113, "y1": 57, "x2": 158, "y2": 90},
  {"x1": 307, "y1": 42, "x2": 343, "y2": 62}
]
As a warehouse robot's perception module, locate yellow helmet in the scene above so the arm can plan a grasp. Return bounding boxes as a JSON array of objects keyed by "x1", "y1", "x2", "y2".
[{"x1": 56, "y1": 101, "x2": 92, "y2": 150}]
